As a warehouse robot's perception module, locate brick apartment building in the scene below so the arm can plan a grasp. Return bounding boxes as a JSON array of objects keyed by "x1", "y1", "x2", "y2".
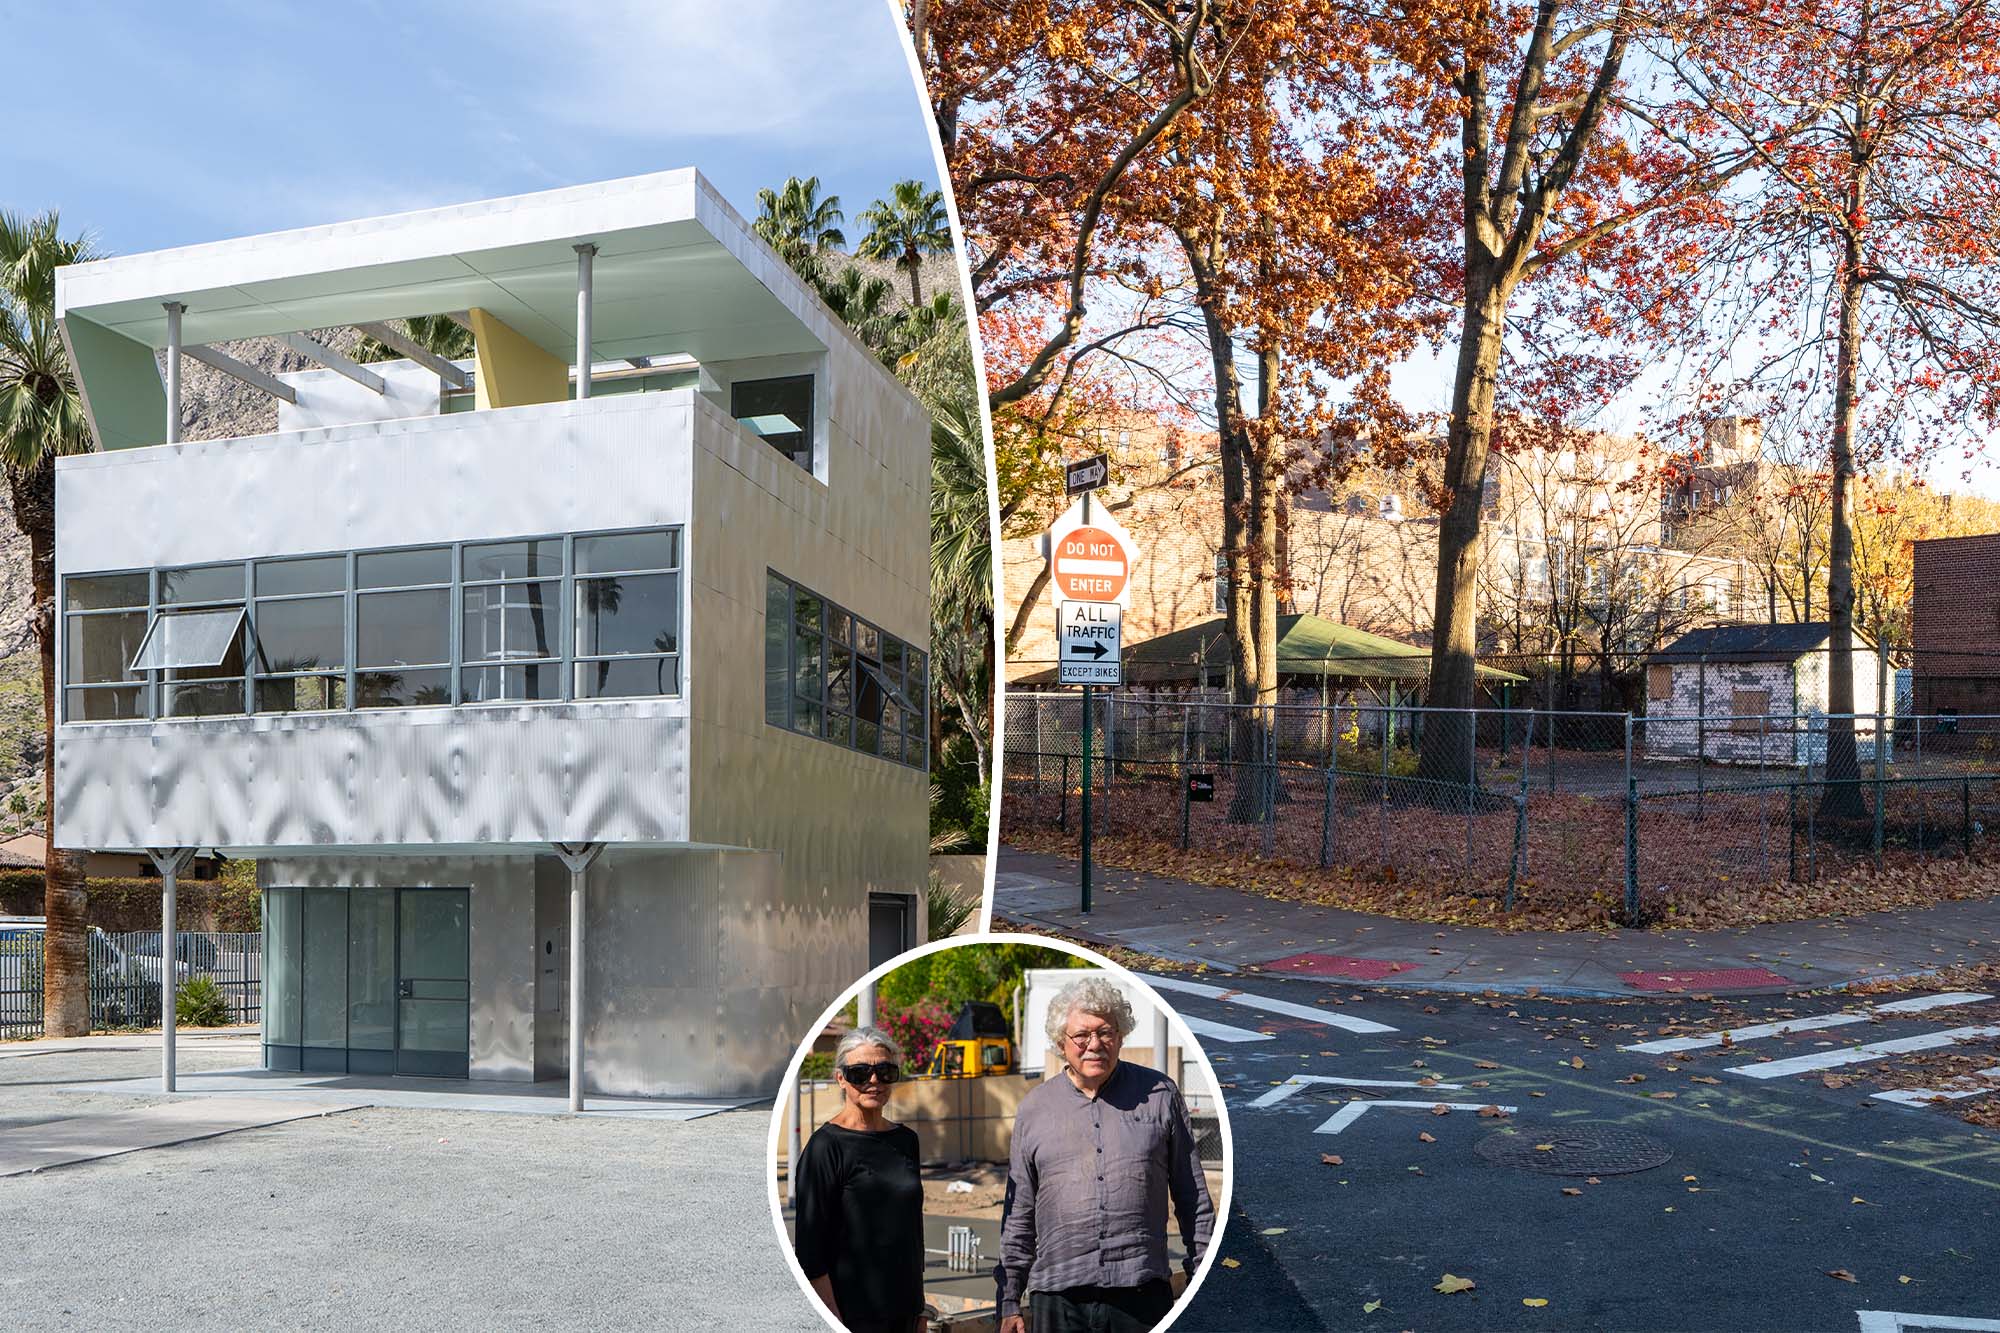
[
  {"x1": 1004, "y1": 415, "x2": 1758, "y2": 689},
  {"x1": 1912, "y1": 532, "x2": 2000, "y2": 720}
]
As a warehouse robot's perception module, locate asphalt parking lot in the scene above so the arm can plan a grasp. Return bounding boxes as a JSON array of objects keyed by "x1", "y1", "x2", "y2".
[{"x1": 0, "y1": 1040, "x2": 815, "y2": 1331}]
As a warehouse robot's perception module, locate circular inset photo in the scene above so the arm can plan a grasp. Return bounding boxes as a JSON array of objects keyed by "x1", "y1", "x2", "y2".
[{"x1": 767, "y1": 934, "x2": 1233, "y2": 1333}]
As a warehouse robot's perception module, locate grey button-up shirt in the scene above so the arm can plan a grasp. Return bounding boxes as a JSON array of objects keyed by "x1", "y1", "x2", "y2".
[{"x1": 994, "y1": 1060, "x2": 1213, "y2": 1317}]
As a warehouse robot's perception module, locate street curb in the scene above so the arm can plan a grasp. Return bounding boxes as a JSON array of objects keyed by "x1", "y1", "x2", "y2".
[{"x1": 995, "y1": 906, "x2": 1953, "y2": 1000}]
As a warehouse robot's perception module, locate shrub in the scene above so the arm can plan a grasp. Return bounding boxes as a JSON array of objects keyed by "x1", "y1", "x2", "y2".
[
  {"x1": 925, "y1": 872, "x2": 978, "y2": 939},
  {"x1": 799, "y1": 1051, "x2": 834, "y2": 1081},
  {"x1": 175, "y1": 975, "x2": 231, "y2": 1028},
  {"x1": 878, "y1": 1000, "x2": 953, "y2": 1074}
]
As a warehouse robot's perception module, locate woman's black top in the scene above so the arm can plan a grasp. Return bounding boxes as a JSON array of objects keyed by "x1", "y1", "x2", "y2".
[{"x1": 794, "y1": 1120, "x2": 925, "y2": 1331}]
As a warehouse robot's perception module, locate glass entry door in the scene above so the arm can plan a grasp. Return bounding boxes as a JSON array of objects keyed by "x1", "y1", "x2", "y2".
[{"x1": 396, "y1": 889, "x2": 469, "y2": 1078}]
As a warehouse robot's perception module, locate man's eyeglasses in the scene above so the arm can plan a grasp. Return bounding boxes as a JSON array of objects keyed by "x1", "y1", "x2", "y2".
[
  {"x1": 1065, "y1": 1029, "x2": 1121, "y2": 1051},
  {"x1": 839, "y1": 1061, "x2": 901, "y2": 1085}
]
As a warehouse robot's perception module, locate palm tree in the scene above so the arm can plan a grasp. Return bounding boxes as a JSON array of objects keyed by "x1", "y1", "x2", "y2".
[
  {"x1": 0, "y1": 210, "x2": 99, "y2": 1036},
  {"x1": 753, "y1": 177, "x2": 846, "y2": 284},
  {"x1": 856, "y1": 181, "x2": 952, "y2": 305},
  {"x1": 815, "y1": 265, "x2": 898, "y2": 356},
  {"x1": 923, "y1": 325, "x2": 993, "y2": 780},
  {"x1": 351, "y1": 314, "x2": 473, "y2": 364}
]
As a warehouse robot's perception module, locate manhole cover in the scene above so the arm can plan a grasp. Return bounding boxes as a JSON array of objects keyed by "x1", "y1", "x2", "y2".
[{"x1": 1476, "y1": 1126, "x2": 1672, "y2": 1176}]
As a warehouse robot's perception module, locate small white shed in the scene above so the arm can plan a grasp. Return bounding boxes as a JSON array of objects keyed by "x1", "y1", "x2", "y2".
[{"x1": 1644, "y1": 623, "x2": 1886, "y2": 767}]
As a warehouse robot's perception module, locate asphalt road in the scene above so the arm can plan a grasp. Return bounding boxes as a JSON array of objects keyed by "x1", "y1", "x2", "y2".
[{"x1": 1155, "y1": 974, "x2": 2000, "y2": 1333}]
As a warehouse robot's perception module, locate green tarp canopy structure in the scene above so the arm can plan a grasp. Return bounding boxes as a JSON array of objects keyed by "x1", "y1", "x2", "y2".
[{"x1": 1018, "y1": 613, "x2": 1526, "y2": 690}]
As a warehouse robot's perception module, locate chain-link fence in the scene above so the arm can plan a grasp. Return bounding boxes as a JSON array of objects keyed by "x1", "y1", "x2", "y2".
[
  {"x1": 0, "y1": 929, "x2": 261, "y2": 1039},
  {"x1": 1001, "y1": 690, "x2": 2000, "y2": 923}
]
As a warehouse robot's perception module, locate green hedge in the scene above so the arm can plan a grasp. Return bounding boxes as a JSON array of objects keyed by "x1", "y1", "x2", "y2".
[{"x1": 0, "y1": 865, "x2": 261, "y2": 933}]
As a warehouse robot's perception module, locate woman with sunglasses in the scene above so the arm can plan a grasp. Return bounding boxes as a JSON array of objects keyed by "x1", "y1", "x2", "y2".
[{"x1": 794, "y1": 1026, "x2": 928, "y2": 1333}]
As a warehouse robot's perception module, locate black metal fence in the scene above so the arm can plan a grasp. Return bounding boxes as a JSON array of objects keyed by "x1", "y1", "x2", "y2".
[
  {"x1": 0, "y1": 930, "x2": 261, "y2": 1039},
  {"x1": 1001, "y1": 692, "x2": 2000, "y2": 924}
]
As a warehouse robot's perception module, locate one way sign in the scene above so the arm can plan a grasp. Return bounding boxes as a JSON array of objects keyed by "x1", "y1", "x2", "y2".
[{"x1": 1058, "y1": 601, "x2": 1122, "y2": 686}]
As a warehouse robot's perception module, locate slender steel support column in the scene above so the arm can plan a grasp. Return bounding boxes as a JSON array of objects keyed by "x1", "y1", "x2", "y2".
[
  {"x1": 1151, "y1": 1005, "x2": 1169, "y2": 1073},
  {"x1": 163, "y1": 302, "x2": 184, "y2": 443},
  {"x1": 146, "y1": 847, "x2": 197, "y2": 1091},
  {"x1": 857, "y1": 980, "x2": 877, "y2": 1031},
  {"x1": 553, "y1": 841, "x2": 604, "y2": 1111},
  {"x1": 574, "y1": 244, "x2": 597, "y2": 400}
]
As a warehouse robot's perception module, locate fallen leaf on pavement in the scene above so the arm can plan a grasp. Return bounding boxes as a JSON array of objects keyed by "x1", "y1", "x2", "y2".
[
  {"x1": 1260, "y1": 1228, "x2": 1287, "y2": 1236},
  {"x1": 1585, "y1": 1176, "x2": 1603, "y2": 1185},
  {"x1": 1561, "y1": 1188, "x2": 1583, "y2": 1196},
  {"x1": 1432, "y1": 1103, "x2": 1452, "y2": 1116},
  {"x1": 1362, "y1": 1299, "x2": 1382, "y2": 1313},
  {"x1": 1221, "y1": 1259, "x2": 1241, "y2": 1269},
  {"x1": 1569, "y1": 1056, "x2": 1586, "y2": 1069},
  {"x1": 1617, "y1": 1074, "x2": 1647, "y2": 1084},
  {"x1": 1434, "y1": 1274, "x2": 1476, "y2": 1295},
  {"x1": 1478, "y1": 1105, "x2": 1509, "y2": 1118},
  {"x1": 1689, "y1": 1075, "x2": 1720, "y2": 1084},
  {"x1": 1534, "y1": 1143, "x2": 1555, "y2": 1151},
  {"x1": 1523, "y1": 1298, "x2": 1549, "y2": 1307},
  {"x1": 1420, "y1": 1131, "x2": 1437, "y2": 1143},
  {"x1": 1475, "y1": 1060, "x2": 1500, "y2": 1070},
  {"x1": 1828, "y1": 1270, "x2": 1857, "y2": 1283},
  {"x1": 1321, "y1": 1154, "x2": 1343, "y2": 1166}
]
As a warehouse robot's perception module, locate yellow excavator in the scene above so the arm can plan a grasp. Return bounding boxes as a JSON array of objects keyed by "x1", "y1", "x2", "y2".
[{"x1": 921, "y1": 1001, "x2": 1015, "y2": 1079}]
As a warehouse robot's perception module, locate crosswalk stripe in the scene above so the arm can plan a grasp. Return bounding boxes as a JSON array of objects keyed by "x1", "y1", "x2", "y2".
[
  {"x1": 1176, "y1": 1013, "x2": 1275, "y2": 1044},
  {"x1": 1316, "y1": 1100, "x2": 1517, "y2": 1135},
  {"x1": 1870, "y1": 1065, "x2": 2000, "y2": 1107},
  {"x1": 1146, "y1": 974, "x2": 1397, "y2": 1034},
  {"x1": 1248, "y1": 1074, "x2": 1465, "y2": 1108},
  {"x1": 1622, "y1": 993, "x2": 1992, "y2": 1055},
  {"x1": 1726, "y1": 1025, "x2": 2000, "y2": 1080}
]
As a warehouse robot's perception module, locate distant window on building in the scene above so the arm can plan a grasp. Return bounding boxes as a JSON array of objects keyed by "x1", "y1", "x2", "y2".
[
  {"x1": 1731, "y1": 687, "x2": 1770, "y2": 732},
  {"x1": 1213, "y1": 552, "x2": 1229, "y2": 613},
  {"x1": 732, "y1": 375, "x2": 814, "y2": 471},
  {"x1": 1648, "y1": 664, "x2": 1673, "y2": 702}
]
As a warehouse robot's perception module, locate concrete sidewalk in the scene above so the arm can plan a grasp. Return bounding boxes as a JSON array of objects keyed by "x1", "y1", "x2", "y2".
[{"x1": 993, "y1": 846, "x2": 2000, "y2": 996}]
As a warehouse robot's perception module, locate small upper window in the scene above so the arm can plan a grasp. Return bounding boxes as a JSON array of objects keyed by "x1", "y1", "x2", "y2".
[{"x1": 732, "y1": 376, "x2": 814, "y2": 471}]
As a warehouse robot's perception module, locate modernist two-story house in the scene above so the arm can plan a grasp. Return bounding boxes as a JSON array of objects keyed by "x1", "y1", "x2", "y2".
[{"x1": 52, "y1": 170, "x2": 931, "y2": 1103}]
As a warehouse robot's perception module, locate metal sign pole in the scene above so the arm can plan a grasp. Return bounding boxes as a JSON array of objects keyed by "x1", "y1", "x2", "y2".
[{"x1": 1080, "y1": 488, "x2": 1094, "y2": 914}]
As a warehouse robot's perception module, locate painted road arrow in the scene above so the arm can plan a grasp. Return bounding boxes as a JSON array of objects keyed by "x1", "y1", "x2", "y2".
[{"x1": 1315, "y1": 1099, "x2": 1519, "y2": 1135}]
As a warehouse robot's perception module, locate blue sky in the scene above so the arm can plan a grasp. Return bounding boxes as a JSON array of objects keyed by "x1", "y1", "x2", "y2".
[{"x1": 0, "y1": 0, "x2": 939, "y2": 255}]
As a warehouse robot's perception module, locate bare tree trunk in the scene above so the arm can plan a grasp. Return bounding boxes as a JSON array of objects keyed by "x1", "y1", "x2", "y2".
[
  {"x1": 1421, "y1": 272, "x2": 1508, "y2": 782},
  {"x1": 11, "y1": 459, "x2": 88, "y2": 1036},
  {"x1": 1820, "y1": 247, "x2": 1866, "y2": 818}
]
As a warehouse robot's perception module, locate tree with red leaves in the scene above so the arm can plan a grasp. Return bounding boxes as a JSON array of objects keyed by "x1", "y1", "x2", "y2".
[{"x1": 1657, "y1": 0, "x2": 2000, "y2": 815}]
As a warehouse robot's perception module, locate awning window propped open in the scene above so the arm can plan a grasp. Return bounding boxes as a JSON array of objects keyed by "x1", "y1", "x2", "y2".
[{"x1": 129, "y1": 608, "x2": 245, "y2": 672}]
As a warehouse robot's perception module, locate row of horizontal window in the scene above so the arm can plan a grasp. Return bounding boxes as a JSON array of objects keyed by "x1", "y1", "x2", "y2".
[
  {"x1": 62, "y1": 528, "x2": 682, "y2": 722},
  {"x1": 765, "y1": 572, "x2": 927, "y2": 770}
]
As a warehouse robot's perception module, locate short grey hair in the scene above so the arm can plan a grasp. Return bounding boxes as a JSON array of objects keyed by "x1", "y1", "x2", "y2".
[
  {"x1": 833, "y1": 1025, "x2": 902, "y2": 1070},
  {"x1": 1045, "y1": 974, "x2": 1137, "y2": 1049}
]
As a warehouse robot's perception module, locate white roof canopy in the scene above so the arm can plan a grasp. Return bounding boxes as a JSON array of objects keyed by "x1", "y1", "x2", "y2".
[{"x1": 56, "y1": 169, "x2": 833, "y2": 449}]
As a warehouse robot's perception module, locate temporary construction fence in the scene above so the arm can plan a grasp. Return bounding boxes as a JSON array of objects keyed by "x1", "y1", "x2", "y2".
[
  {"x1": 0, "y1": 929, "x2": 261, "y2": 1039},
  {"x1": 1000, "y1": 691, "x2": 2000, "y2": 924}
]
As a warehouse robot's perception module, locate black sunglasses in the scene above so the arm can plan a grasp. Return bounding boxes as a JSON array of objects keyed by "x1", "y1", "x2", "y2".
[{"x1": 839, "y1": 1061, "x2": 901, "y2": 1085}]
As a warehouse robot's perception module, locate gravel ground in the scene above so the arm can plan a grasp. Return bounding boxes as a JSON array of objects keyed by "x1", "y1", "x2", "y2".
[{"x1": 0, "y1": 1045, "x2": 817, "y2": 1331}]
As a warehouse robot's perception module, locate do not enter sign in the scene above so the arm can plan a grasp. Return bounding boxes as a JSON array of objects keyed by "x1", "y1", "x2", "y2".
[
  {"x1": 1044, "y1": 497, "x2": 1139, "y2": 608},
  {"x1": 1053, "y1": 526, "x2": 1130, "y2": 602}
]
